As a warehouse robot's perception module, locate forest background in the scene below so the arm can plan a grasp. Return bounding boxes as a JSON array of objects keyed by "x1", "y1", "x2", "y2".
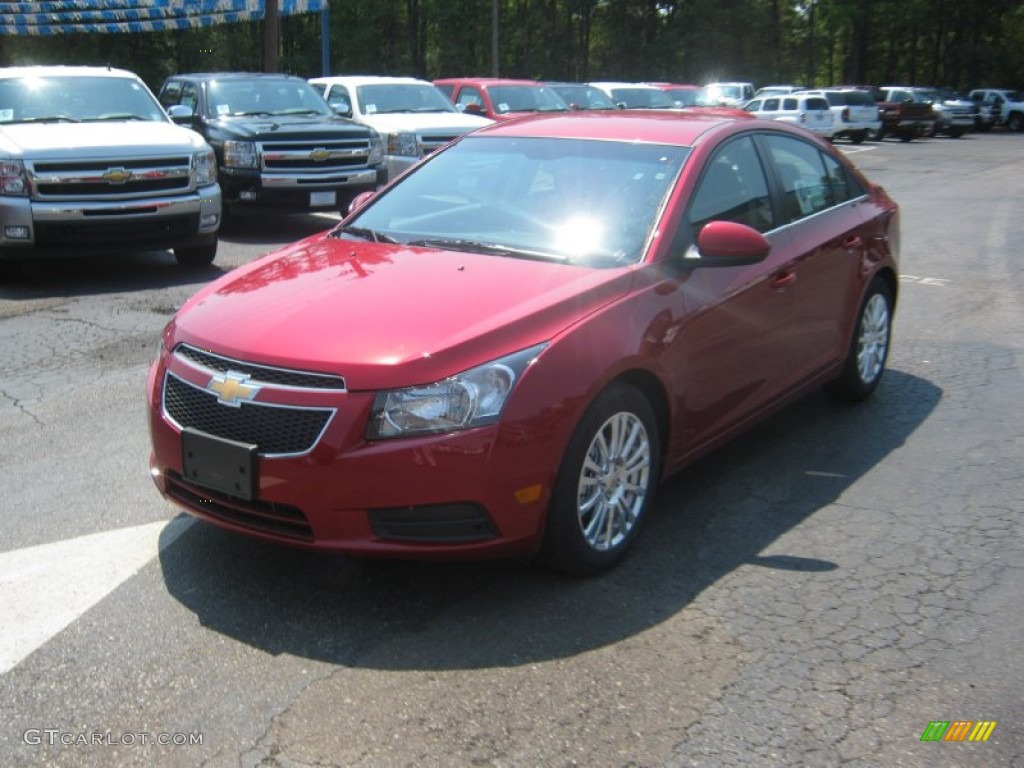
[{"x1": 2, "y1": 0, "x2": 1024, "y2": 95}]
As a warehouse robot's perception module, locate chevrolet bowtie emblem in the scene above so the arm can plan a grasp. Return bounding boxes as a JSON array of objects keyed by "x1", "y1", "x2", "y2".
[
  {"x1": 310, "y1": 148, "x2": 331, "y2": 162},
  {"x1": 206, "y1": 371, "x2": 259, "y2": 407},
  {"x1": 102, "y1": 167, "x2": 132, "y2": 184}
]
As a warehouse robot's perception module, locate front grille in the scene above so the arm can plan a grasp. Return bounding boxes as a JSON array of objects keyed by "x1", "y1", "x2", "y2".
[
  {"x1": 164, "y1": 373, "x2": 333, "y2": 456},
  {"x1": 35, "y1": 214, "x2": 197, "y2": 246},
  {"x1": 260, "y1": 139, "x2": 371, "y2": 172},
  {"x1": 369, "y1": 504, "x2": 497, "y2": 543},
  {"x1": 30, "y1": 157, "x2": 193, "y2": 199},
  {"x1": 175, "y1": 344, "x2": 346, "y2": 390},
  {"x1": 166, "y1": 471, "x2": 313, "y2": 541},
  {"x1": 419, "y1": 133, "x2": 461, "y2": 155}
]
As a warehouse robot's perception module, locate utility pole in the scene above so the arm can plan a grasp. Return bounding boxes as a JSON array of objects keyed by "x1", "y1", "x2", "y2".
[
  {"x1": 491, "y1": 0, "x2": 499, "y2": 77},
  {"x1": 264, "y1": 0, "x2": 280, "y2": 73}
]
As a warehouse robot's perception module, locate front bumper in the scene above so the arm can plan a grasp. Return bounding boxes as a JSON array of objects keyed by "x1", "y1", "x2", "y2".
[
  {"x1": 219, "y1": 166, "x2": 386, "y2": 210},
  {"x1": 146, "y1": 348, "x2": 559, "y2": 560},
  {"x1": 0, "y1": 185, "x2": 221, "y2": 258}
]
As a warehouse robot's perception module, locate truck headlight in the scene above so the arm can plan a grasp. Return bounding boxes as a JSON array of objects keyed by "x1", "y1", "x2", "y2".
[
  {"x1": 192, "y1": 148, "x2": 217, "y2": 186},
  {"x1": 0, "y1": 160, "x2": 29, "y2": 196},
  {"x1": 366, "y1": 344, "x2": 546, "y2": 439},
  {"x1": 224, "y1": 140, "x2": 258, "y2": 169},
  {"x1": 386, "y1": 131, "x2": 418, "y2": 157},
  {"x1": 368, "y1": 133, "x2": 384, "y2": 165}
]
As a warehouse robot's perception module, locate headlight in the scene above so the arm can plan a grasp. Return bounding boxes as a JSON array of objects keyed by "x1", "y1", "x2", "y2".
[
  {"x1": 224, "y1": 140, "x2": 258, "y2": 169},
  {"x1": 386, "y1": 131, "x2": 418, "y2": 157},
  {"x1": 367, "y1": 344, "x2": 547, "y2": 439},
  {"x1": 0, "y1": 160, "x2": 29, "y2": 196},
  {"x1": 368, "y1": 133, "x2": 385, "y2": 165},
  {"x1": 192, "y1": 148, "x2": 217, "y2": 186}
]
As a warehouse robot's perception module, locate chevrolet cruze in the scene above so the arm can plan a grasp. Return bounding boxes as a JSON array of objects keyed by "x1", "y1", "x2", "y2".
[{"x1": 147, "y1": 111, "x2": 899, "y2": 575}]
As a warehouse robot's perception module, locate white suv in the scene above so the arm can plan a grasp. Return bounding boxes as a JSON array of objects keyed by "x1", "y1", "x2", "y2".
[
  {"x1": 742, "y1": 93, "x2": 835, "y2": 139},
  {"x1": 309, "y1": 75, "x2": 492, "y2": 182},
  {"x1": 799, "y1": 89, "x2": 881, "y2": 143},
  {"x1": 704, "y1": 82, "x2": 755, "y2": 107}
]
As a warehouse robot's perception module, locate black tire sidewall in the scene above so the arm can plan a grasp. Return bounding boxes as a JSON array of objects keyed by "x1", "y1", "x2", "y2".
[{"x1": 827, "y1": 277, "x2": 894, "y2": 402}]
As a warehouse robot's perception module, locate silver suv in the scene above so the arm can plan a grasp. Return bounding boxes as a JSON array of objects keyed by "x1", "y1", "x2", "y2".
[
  {"x1": 0, "y1": 65, "x2": 221, "y2": 278},
  {"x1": 799, "y1": 89, "x2": 881, "y2": 144}
]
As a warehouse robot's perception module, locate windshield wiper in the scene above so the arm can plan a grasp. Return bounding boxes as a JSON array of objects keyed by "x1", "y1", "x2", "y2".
[
  {"x1": 332, "y1": 225, "x2": 399, "y2": 244},
  {"x1": 11, "y1": 115, "x2": 80, "y2": 123},
  {"x1": 230, "y1": 110, "x2": 273, "y2": 117},
  {"x1": 83, "y1": 114, "x2": 152, "y2": 122},
  {"x1": 271, "y1": 109, "x2": 323, "y2": 116},
  {"x1": 406, "y1": 237, "x2": 570, "y2": 262}
]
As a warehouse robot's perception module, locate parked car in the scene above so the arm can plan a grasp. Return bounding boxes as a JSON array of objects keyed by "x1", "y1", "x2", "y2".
[
  {"x1": 754, "y1": 85, "x2": 807, "y2": 98},
  {"x1": 159, "y1": 72, "x2": 385, "y2": 219},
  {"x1": 915, "y1": 88, "x2": 975, "y2": 137},
  {"x1": 147, "y1": 110, "x2": 899, "y2": 575},
  {"x1": 588, "y1": 82, "x2": 677, "y2": 110},
  {"x1": 645, "y1": 82, "x2": 707, "y2": 107},
  {"x1": 800, "y1": 88, "x2": 881, "y2": 143},
  {"x1": 308, "y1": 75, "x2": 491, "y2": 182},
  {"x1": 0, "y1": 65, "x2": 220, "y2": 278},
  {"x1": 545, "y1": 82, "x2": 619, "y2": 111},
  {"x1": 967, "y1": 88, "x2": 1024, "y2": 131},
  {"x1": 742, "y1": 93, "x2": 836, "y2": 139},
  {"x1": 433, "y1": 77, "x2": 569, "y2": 121},
  {"x1": 704, "y1": 82, "x2": 755, "y2": 106},
  {"x1": 867, "y1": 86, "x2": 936, "y2": 141}
]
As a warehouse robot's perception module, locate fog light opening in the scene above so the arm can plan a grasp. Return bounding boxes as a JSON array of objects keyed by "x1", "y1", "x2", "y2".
[{"x1": 4, "y1": 225, "x2": 30, "y2": 240}]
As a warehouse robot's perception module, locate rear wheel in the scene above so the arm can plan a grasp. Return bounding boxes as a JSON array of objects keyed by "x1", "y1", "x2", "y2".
[
  {"x1": 826, "y1": 277, "x2": 893, "y2": 402},
  {"x1": 850, "y1": 130, "x2": 867, "y2": 144},
  {"x1": 539, "y1": 383, "x2": 660, "y2": 576},
  {"x1": 174, "y1": 240, "x2": 217, "y2": 268},
  {"x1": 1007, "y1": 112, "x2": 1024, "y2": 132},
  {"x1": 898, "y1": 129, "x2": 914, "y2": 142}
]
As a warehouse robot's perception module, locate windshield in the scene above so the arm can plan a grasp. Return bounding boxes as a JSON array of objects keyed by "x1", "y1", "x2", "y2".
[
  {"x1": 487, "y1": 85, "x2": 569, "y2": 114},
  {"x1": 551, "y1": 85, "x2": 617, "y2": 110},
  {"x1": 0, "y1": 75, "x2": 167, "y2": 123},
  {"x1": 340, "y1": 135, "x2": 688, "y2": 267},
  {"x1": 207, "y1": 79, "x2": 334, "y2": 117},
  {"x1": 609, "y1": 88, "x2": 675, "y2": 109},
  {"x1": 663, "y1": 88, "x2": 704, "y2": 107},
  {"x1": 357, "y1": 83, "x2": 457, "y2": 114}
]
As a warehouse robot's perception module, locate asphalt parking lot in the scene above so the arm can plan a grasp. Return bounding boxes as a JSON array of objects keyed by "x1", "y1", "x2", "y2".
[{"x1": 0, "y1": 132, "x2": 1021, "y2": 767}]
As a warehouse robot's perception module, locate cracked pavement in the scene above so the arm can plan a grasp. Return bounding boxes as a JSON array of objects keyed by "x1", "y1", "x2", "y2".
[{"x1": 0, "y1": 143, "x2": 1020, "y2": 767}]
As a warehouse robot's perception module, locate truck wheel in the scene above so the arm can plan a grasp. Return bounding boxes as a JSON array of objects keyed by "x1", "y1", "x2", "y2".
[
  {"x1": 1008, "y1": 113, "x2": 1024, "y2": 132},
  {"x1": 898, "y1": 130, "x2": 914, "y2": 142},
  {"x1": 538, "y1": 383, "x2": 661, "y2": 576},
  {"x1": 174, "y1": 241, "x2": 218, "y2": 268},
  {"x1": 851, "y1": 130, "x2": 867, "y2": 144}
]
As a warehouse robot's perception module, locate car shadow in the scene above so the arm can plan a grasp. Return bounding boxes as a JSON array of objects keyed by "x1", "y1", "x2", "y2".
[
  {"x1": 218, "y1": 210, "x2": 339, "y2": 246},
  {"x1": 158, "y1": 369, "x2": 940, "y2": 670}
]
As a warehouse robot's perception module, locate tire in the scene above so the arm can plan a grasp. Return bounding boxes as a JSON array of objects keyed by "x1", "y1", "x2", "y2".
[
  {"x1": 539, "y1": 383, "x2": 661, "y2": 576},
  {"x1": 948, "y1": 129, "x2": 965, "y2": 138},
  {"x1": 898, "y1": 129, "x2": 914, "y2": 142},
  {"x1": 1008, "y1": 113, "x2": 1024, "y2": 132},
  {"x1": 851, "y1": 131, "x2": 867, "y2": 144},
  {"x1": 174, "y1": 240, "x2": 217, "y2": 268},
  {"x1": 826, "y1": 277, "x2": 894, "y2": 402},
  {"x1": 0, "y1": 259, "x2": 25, "y2": 281}
]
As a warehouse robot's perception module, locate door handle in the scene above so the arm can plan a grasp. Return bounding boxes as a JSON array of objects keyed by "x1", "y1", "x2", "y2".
[
  {"x1": 843, "y1": 235, "x2": 864, "y2": 250},
  {"x1": 771, "y1": 271, "x2": 797, "y2": 290}
]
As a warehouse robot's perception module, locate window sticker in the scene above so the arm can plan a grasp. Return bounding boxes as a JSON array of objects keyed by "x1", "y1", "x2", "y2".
[
  {"x1": 497, "y1": 103, "x2": 510, "y2": 112},
  {"x1": 216, "y1": 103, "x2": 230, "y2": 115},
  {"x1": 366, "y1": 104, "x2": 377, "y2": 114},
  {"x1": 0, "y1": 109, "x2": 13, "y2": 122}
]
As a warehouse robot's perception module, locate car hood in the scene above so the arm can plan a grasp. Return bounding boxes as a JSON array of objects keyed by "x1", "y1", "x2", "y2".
[
  {"x1": 207, "y1": 114, "x2": 372, "y2": 140},
  {"x1": 359, "y1": 112, "x2": 492, "y2": 133},
  {"x1": 168, "y1": 233, "x2": 633, "y2": 390},
  {"x1": 0, "y1": 121, "x2": 208, "y2": 157}
]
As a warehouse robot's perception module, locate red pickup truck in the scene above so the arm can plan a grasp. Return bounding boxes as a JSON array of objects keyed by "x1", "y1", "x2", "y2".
[{"x1": 870, "y1": 86, "x2": 936, "y2": 141}]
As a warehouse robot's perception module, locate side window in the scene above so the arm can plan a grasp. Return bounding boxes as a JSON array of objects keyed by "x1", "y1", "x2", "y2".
[
  {"x1": 688, "y1": 136, "x2": 774, "y2": 233},
  {"x1": 764, "y1": 134, "x2": 857, "y2": 224},
  {"x1": 179, "y1": 82, "x2": 198, "y2": 112},
  {"x1": 764, "y1": 98, "x2": 779, "y2": 111},
  {"x1": 456, "y1": 86, "x2": 483, "y2": 110},
  {"x1": 782, "y1": 97, "x2": 797, "y2": 110},
  {"x1": 746, "y1": 99, "x2": 762, "y2": 111},
  {"x1": 159, "y1": 81, "x2": 181, "y2": 108}
]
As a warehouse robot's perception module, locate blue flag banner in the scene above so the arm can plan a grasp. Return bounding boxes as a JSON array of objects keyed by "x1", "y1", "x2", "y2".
[{"x1": 0, "y1": 0, "x2": 327, "y2": 35}]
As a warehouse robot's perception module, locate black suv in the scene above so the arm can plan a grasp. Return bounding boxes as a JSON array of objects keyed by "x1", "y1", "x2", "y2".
[{"x1": 158, "y1": 73, "x2": 385, "y2": 219}]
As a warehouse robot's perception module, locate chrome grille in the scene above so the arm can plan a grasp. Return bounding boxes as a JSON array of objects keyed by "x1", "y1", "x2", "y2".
[
  {"x1": 175, "y1": 344, "x2": 346, "y2": 390},
  {"x1": 30, "y1": 156, "x2": 193, "y2": 199},
  {"x1": 260, "y1": 138, "x2": 371, "y2": 171},
  {"x1": 163, "y1": 373, "x2": 334, "y2": 456}
]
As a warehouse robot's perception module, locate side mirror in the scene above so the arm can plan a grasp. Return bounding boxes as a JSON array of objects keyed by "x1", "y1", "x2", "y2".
[
  {"x1": 682, "y1": 221, "x2": 771, "y2": 268},
  {"x1": 347, "y1": 190, "x2": 377, "y2": 216},
  {"x1": 463, "y1": 103, "x2": 485, "y2": 116},
  {"x1": 331, "y1": 103, "x2": 353, "y2": 118},
  {"x1": 166, "y1": 104, "x2": 195, "y2": 124}
]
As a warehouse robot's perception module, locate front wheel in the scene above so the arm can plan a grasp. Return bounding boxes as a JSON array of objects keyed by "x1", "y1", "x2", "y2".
[
  {"x1": 539, "y1": 383, "x2": 661, "y2": 576},
  {"x1": 826, "y1": 277, "x2": 894, "y2": 402},
  {"x1": 1008, "y1": 113, "x2": 1024, "y2": 132}
]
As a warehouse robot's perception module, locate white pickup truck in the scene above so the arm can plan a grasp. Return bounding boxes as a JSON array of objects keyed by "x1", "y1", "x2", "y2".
[
  {"x1": 309, "y1": 75, "x2": 492, "y2": 183},
  {"x1": 968, "y1": 88, "x2": 1024, "y2": 131},
  {"x1": 0, "y1": 65, "x2": 221, "y2": 279}
]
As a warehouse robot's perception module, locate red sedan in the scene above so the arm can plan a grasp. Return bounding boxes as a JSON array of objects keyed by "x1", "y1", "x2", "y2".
[{"x1": 147, "y1": 111, "x2": 899, "y2": 575}]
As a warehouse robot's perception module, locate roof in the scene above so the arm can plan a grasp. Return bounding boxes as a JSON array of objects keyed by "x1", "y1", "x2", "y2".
[
  {"x1": 308, "y1": 75, "x2": 434, "y2": 88},
  {"x1": 463, "y1": 109, "x2": 745, "y2": 146},
  {"x1": 433, "y1": 77, "x2": 544, "y2": 87},
  {"x1": 0, "y1": 65, "x2": 141, "y2": 79},
  {"x1": 170, "y1": 72, "x2": 307, "y2": 82}
]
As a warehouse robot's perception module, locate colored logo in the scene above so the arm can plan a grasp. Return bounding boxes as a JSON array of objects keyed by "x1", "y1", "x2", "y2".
[
  {"x1": 310, "y1": 148, "x2": 331, "y2": 162},
  {"x1": 920, "y1": 721, "x2": 997, "y2": 742},
  {"x1": 206, "y1": 371, "x2": 259, "y2": 407},
  {"x1": 102, "y1": 167, "x2": 132, "y2": 184}
]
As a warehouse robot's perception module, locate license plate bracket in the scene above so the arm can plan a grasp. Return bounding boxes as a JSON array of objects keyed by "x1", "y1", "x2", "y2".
[{"x1": 182, "y1": 428, "x2": 258, "y2": 501}]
